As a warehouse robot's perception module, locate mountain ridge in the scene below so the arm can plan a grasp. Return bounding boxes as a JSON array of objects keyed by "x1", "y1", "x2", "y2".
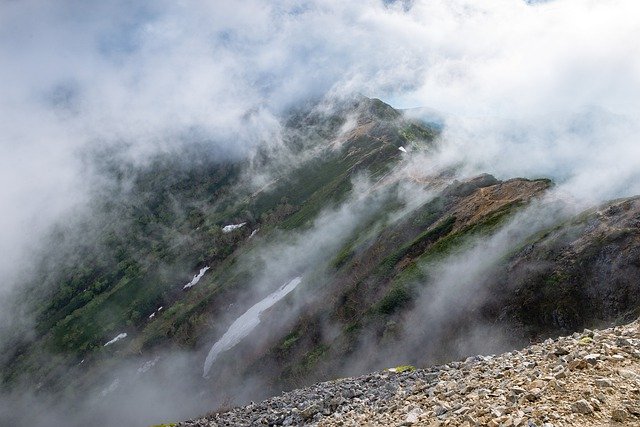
[{"x1": 3, "y1": 97, "x2": 640, "y2": 427}]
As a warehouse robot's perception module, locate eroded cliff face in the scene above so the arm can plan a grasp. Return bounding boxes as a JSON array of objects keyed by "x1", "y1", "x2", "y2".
[{"x1": 493, "y1": 196, "x2": 640, "y2": 336}]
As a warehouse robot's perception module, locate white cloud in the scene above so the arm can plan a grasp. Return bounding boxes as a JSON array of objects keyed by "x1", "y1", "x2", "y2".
[{"x1": 1, "y1": 0, "x2": 638, "y2": 308}]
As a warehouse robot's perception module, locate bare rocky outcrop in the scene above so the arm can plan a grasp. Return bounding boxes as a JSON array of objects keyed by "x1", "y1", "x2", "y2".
[
  {"x1": 180, "y1": 319, "x2": 640, "y2": 426},
  {"x1": 493, "y1": 196, "x2": 640, "y2": 336}
]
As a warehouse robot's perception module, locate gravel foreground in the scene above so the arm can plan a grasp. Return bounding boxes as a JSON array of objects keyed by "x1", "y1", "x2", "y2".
[{"x1": 180, "y1": 320, "x2": 640, "y2": 426}]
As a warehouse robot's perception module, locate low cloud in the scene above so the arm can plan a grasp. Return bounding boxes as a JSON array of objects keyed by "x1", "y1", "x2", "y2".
[{"x1": 3, "y1": 0, "x2": 640, "y2": 288}]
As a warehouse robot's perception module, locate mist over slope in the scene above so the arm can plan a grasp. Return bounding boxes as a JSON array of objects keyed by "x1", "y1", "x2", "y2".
[
  {"x1": 2, "y1": 97, "x2": 640, "y2": 427},
  {"x1": 2, "y1": 1, "x2": 640, "y2": 426}
]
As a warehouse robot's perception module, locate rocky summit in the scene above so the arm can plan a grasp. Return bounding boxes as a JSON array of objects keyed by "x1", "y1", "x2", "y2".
[{"x1": 180, "y1": 319, "x2": 640, "y2": 427}]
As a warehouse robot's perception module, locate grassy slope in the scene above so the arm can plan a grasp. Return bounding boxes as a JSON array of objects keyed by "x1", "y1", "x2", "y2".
[
  {"x1": 6, "y1": 94, "x2": 640, "y2": 423},
  {"x1": 251, "y1": 177, "x2": 553, "y2": 389},
  {"x1": 0, "y1": 97, "x2": 438, "y2": 391}
]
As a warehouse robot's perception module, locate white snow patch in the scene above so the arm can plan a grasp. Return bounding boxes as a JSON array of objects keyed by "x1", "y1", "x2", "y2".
[
  {"x1": 100, "y1": 378, "x2": 120, "y2": 397},
  {"x1": 137, "y1": 356, "x2": 160, "y2": 374},
  {"x1": 222, "y1": 223, "x2": 246, "y2": 233},
  {"x1": 104, "y1": 333, "x2": 127, "y2": 347},
  {"x1": 183, "y1": 266, "x2": 210, "y2": 290},
  {"x1": 148, "y1": 312, "x2": 155, "y2": 319},
  {"x1": 248, "y1": 229, "x2": 259, "y2": 239},
  {"x1": 203, "y1": 277, "x2": 302, "y2": 377},
  {"x1": 157, "y1": 306, "x2": 163, "y2": 312},
  {"x1": 398, "y1": 146, "x2": 407, "y2": 153}
]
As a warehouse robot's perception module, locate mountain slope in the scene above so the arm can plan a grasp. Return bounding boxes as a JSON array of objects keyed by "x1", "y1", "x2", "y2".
[
  {"x1": 179, "y1": 319, "x2": 640, "y2": 427},
  {"x1": 3, "y1": 97, "x2": 640, "y2": 427}
]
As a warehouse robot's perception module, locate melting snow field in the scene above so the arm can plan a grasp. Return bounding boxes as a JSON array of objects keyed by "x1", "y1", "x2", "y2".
[
  {"x1": 222, "y1": 222, "x2": 246, "y2": 233},
  {"x1": 202, "y1": 277, "x2": 302, "y2": 378},
  {"x1": 183, "y1": 266, "x2": 210, "y2": 290},
  {"x1": 137, "y1": 356, "x2": 160, "y2": 374},
  {"x1": 398, "y1": 146, "x2": 407, "y2": 153},
  {"x1": 104, "y1": 333, "x2": 127, "y2": 347},
  {"x1": 100, "y1": 378, "x2": 120, "y2": 397},
  {"x1": 149, "y1": 305, "x2": 164, "y2": 319}
]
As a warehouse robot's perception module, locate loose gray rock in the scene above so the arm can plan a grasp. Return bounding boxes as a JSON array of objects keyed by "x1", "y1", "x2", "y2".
[{"x1": 571, "y1": 399, "x2": 594, "y2": 415}]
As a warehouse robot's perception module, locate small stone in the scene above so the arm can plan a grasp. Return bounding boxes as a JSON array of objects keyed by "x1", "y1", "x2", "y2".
[
  {"x1": 571, "y1": 399, "x2": 593, "y2": 415},
  {"x1": 511, "y1": 386, "x2": 526, "y2": 395},
  {"x1": 403, "y1": 408, "x2": 423, "y2": 425},
  {"x1": 595, "y1": 378, "x2": 613, "y2": 388},
  {"x1": 454, "y1": 406, "x2": 471, "y2": 416},
  {"x1": 524, "y1": 390, "x2": 541, "y2": 402},
  {"x1": 584, "y1": 354, "x2": 600, "y2": 365},
  {"x1": 554, "y1": 370, "x2": 567, "y2": 380},
  {"x1": 434, "y1": 405, "x2": 448, "y2": 416},
  {"x1": 616, "y1": 337, "x2": 631, "y2": 346},
  {"x1": 618, "y1": 369, "x2": 639, "y2": 380},
  {"x1": 553, "y1": 347, "x2": 569, "y2": 356},
  {"x1": 568, "y1": 359, "x2": 588, "y2": 370},
  {"x1": 611, "y1": 408, "x2": 627, "y2": 422}
]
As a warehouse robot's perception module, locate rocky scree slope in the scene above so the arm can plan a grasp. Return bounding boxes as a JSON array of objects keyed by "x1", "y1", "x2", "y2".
[{"x1": 180, "y1": 319, "x2": 640, "y2": 427}]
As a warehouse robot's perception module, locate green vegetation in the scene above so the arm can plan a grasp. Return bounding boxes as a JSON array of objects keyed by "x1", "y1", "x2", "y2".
[
  {"x1": 374, "y1": 285, "x2": 413, "y2": 315},
  {"x1": 578, "y1": 336, "x2": 593, "y2": 345},
  {"x1": 298, "y1": 344, "x2": 329, "y2": 373},
  {"x1": 400, "y1": 122, "x2": 437, "y2": 144},
  {"x1": 2, "y1": 97, "x2": 448, "y2": 405},
  {"x1": 331, "y1": 245, "x2": 356, "y2": 270},
  {"x1": 280, "y1": 330, "x2": 301, "y2": 351},
  {"x1": 419, "y1": 201, "x2": 525, "y2": 263},
  {"x1": 390, "y1": 365, "x2": 416, "y2": 373},
  {"x1": 13, "y1": 96, "x2": 638, "y2": 427}
]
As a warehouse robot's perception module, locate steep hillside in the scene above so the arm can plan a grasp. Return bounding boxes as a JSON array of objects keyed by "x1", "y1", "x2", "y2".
[
  {"x1": 0, "y1": 97, "x2": 440, "y2": 424},
  {"x1": 494, "y1": 196, "x2": 640, "y2": 335},
  {"x1": 3, "y1": 97, "x2": 640, "y2": 427}
]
